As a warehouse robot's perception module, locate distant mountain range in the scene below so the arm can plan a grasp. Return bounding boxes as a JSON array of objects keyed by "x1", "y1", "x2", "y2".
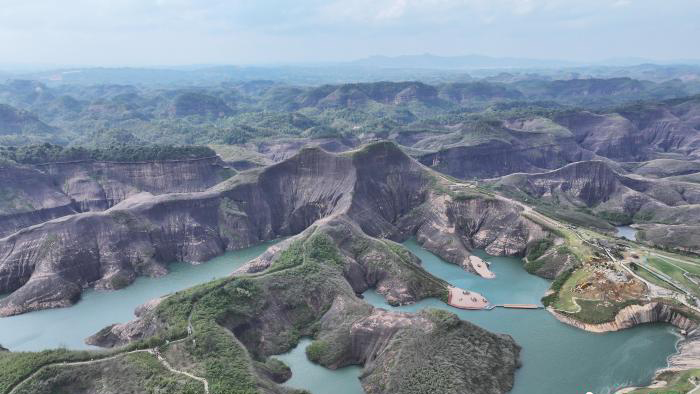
[
  {"x1": 349, "y1": 54, "x2": 700, "y2": 69},
  {"x1": 2, "y1": 55, "x2": 700, "y2": 86},
  {"x1": 347, "y1": 54, "x2": 582, "y2": 69}
]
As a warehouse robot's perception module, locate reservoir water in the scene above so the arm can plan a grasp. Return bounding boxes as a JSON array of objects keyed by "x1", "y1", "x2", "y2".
[
  {"x1": 278, "y1": 239, "x2": 679, "y2": 394},
  {"x1": 617, "y1": 226, "x2": 637, "y2": 241},
  {"x1": 276, "y1": 338, "x2": 364, "y2": 394},
  {"x1": 0, "y1": 241, "x2": 277, "y2": 351},
  {"x1": 0, "y1": 238, "x2": 679, "y2": 394}
]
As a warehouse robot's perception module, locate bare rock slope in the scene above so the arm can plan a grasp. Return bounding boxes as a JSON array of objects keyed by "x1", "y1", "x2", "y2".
[
  {"x1": 492, "y1": 160, "x2": 700, "y2": 252},
  {"x1": 0, "y1": 142, "x2": 551, "y2": 316},
  {"x1": 0, "y1": 156, "x2": 233, "y2": 237}
]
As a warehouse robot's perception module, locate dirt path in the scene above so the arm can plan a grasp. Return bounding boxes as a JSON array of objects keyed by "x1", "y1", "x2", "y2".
[
  {"x1": 8, "y1": 350, "x2": 150, "y2": 394},
  {"x1": 8, "y1": 348, "x2": 209, "y2": 394},
  {"x1": 689, "y1": 381, "x2": 700, "y2": 394},
  {"x1": 154, "y1": 349, "x2": 209, "y2": 393},
  {"x1": 8, "y1": 315, "x2": 209, "y2": 394}
]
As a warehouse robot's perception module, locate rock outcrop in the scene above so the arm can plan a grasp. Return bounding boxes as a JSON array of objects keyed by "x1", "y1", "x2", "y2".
[
  {"x1": 0, "y1": 142, "x2": 550, "y2": 316},
  {"x1": 549, "y1": 302, "x2": 698, "y2": 333},
  {"x1": 319, "y1": 306, "x2": 520, "y2": 394},
  {"x1": 0, "y1": 163, "x2": 79, "y2": 237},
  {"x1": 492, "y1": 160, "x2": 700, "y2": 251},
  {"x1": 666, "y1": 329, "x2": 700, "y2": 371},
  {"x1": 0, "y1": 156, "x2": 234, "y2": 237},
  {"x1": 636, "y1": 224, "x2": 700, "y2": 254},
  {"x1": 40, "y1": 156, "x2": 233, "y2": 212},
  {"x1": 417, "y1": 138, "x2": 590, "y2": 180}
]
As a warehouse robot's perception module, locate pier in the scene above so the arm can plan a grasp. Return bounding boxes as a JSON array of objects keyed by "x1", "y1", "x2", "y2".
[
  {"x1": 496, "y1": 304, "x2": 543, "y2": 309},
  {"x1": 484, "y1": 304, "x2": 543, "y2": 310},
  {"x1": 446, "y1": 286, "x2": 542, "y2": 310}
]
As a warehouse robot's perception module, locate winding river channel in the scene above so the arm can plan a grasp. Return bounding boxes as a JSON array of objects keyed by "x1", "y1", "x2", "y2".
[{"x1": 0, "y1": 239, "x2": 679, "y2": 394}]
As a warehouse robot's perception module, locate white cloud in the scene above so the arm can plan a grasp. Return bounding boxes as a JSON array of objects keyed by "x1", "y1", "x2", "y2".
[
  {"x1": 612, "y1": 0, "x2": 633, "y2": 7},
  {"x1": 0, "y1": 0, "x2": 697, "y2": 65}
]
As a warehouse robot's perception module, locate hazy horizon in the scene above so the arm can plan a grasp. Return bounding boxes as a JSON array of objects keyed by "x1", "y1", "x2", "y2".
[{"x1": 1, "y1": 0, "x2": 699, "y2": 68}]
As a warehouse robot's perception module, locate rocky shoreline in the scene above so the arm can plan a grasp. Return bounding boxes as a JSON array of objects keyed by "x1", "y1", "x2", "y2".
[
  {"x1": 551, "y1": 302, "x2": 700, "y2": 393},
  {"x1": 548, "y1": 302, "x2": 697, "y2": 333}
]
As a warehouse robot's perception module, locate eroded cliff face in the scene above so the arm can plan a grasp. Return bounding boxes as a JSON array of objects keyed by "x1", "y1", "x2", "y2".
[
  {"x1": 554, "y1": 101, "x2": 700, "y2": 161},
  {"x1": 0, "y1": 142, "x2": 551, "y2": 316},
  {"x1": 496, "y1": 161, "x2": 623, "y2": 207},
  {"x1": 550, "y1": 302, "x2": 698, "y2": 333},
  {"x1": 492, "y1": 159, "x2": 700, "y2": 252},
  {"x1": 417, "y1": 138, "x2": 589, "y2": 180},
  {"x1": 554, "y1": 111, "x2": 643, "y2": 161},
  {"x1": 40, "y1": 156, "x2": 233, "y2": 212},
  {"x1": 0, "y1": 157, "x2": 234, "y2": 238},
  {"x1": 636, "y1": 224, "x2": 700, "y2": 255},
  {"x1": 0, "y1": 164, "x2": 78, "y2": 237}
]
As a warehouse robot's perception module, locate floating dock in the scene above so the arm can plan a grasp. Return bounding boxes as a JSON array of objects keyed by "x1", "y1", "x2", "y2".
[{"x1": 495, "y1": 304, "x2": 543, "y2": 309}]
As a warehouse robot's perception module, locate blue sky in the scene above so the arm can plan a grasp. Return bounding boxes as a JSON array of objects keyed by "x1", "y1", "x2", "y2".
[{"x1": 0, "y1": 0, "x2": 698, "y2": 66}]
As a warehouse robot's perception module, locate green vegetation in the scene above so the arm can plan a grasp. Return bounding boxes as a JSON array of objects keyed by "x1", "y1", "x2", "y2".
[
  {"x1": 541, "y1": 268, "x2": 575, "y2": 308},
  {"x1": 647, "y1": 256, "x2": 700, "y2": 297},
  {"x1": 0, "y1": 144, "x2": 215, "y2": 164},
  {"x1": 255, "y1": 357, "x2": 291, "y2": 383},
  {"x1": 627, "y1": 368, "x2": 700, "y2": 393},
  {"x1": 633, "y1": 264, "x2": 678, "y2": 292},
  {"x1": 359, "y1": 308, "x2": 518, "y2": 394},
  {"x1": 597, "y1": 210, "x2": 633, "y2": 226},
  {"x1": 209, "y1": 144, "x2": 270, "y2": 166},
  {"x1": 548, "y1": 268, "x2": 591, "y2": 312},
  {"x1": 145, "y1": 229, "x2": 387, "y2": 392},
  {"x1": 305, "y1": 340, "x2": 330, "y2": 363},
  {"x1": 0, "y1": 77, "x2": 695, "y2": 159},
  {"x1": 12, "y1": 352, "x2": 205, "y2": 394},
  {"x1": 535, "y1": 206, "x2": 615, "y2": 231},
  {"x1": 0, "y1": 187, "x2": 35, "y2": 214},
  {"x1": 0, "y1": 349, "x2": 99, "y2": 394},
  {"x1": 562, "y1": 299, "x2": 641, "y2": 325},
  {"x1": 523, "y1": 238, "x2": 555, "y2": 274}
]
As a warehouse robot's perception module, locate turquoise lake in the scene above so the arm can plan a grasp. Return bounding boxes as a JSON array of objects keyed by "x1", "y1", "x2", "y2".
[
  {"x1": 0, "y1": 241, "x2": 276, "y2": 351},
  {"x1": 278, "y1": 239, "x2": 679, "y2": 394},
  {"x1": 0, "y1": 238, "x2": 679, "y2": 394}
]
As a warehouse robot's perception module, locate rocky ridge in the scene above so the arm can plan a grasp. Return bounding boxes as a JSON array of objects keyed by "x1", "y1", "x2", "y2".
[
  {"x1": 0, "y1": 156, "x2": 233, "y2": 238},
  {"x1": 0, "y1": 142, "x2": 552, "y2": 317}
]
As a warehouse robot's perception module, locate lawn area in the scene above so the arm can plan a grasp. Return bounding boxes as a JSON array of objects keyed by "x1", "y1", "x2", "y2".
[
  {"x1": 648, "y1": 257, "x2": 700, "y2": 297},
  {"x1": 570, "y1": 299, "x2": 640, "y2": 324},
  {"x1": 631, "y1": 263, "x2": 680, "y2": 293},
  {"x1": 628, "y1": 368, "x2": 700, "y2": 394},
  {"x1": 663, "y1": 258, "x2": 700, "y2": 277},
  {"x1": 552, "y1": 268, "x2": 592, "y2": 312}
]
